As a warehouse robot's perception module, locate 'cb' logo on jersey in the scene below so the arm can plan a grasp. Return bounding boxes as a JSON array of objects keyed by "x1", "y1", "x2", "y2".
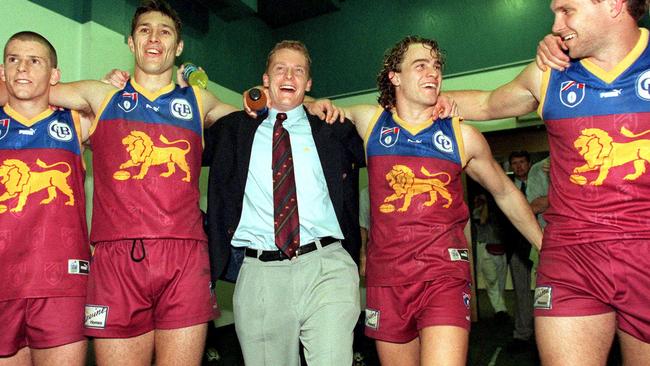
[
  {"x1": 635, "y1": 69, "x2": 650, "y2": 100},
  {"x1": 118, "y1": 92, "x2": 139, "y2": 113},
  {"x1": 379, "y1": 127, "x2": 399, "y2": 148},
  {"x1": 0, "y1": 119, "x2": 9, "y2": 140},
  {"x1": 559, "y1": 81, "x2": 585, "y2": 108},
  {"x1": 170, "y1": 98, "x2": 193, "y2": 120},
  {"x1": 48, "y1": 120, "x2": 73, "y2": 142}
]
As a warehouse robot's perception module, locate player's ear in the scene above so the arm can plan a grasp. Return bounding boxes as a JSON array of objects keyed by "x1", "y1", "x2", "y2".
[
  {"x1": 389, "y1": 71, "x2": 400, "y2": 87},
  {"x1": 50, "y1": 68, "x2": 61, "y2": 86},
  {"x1": 263, "y1": 73, "x2": 270, "y2": 88},
  {"x1": 127, "y1": 36, "x2": 135, "y2": 53},
  {"x1": 609, "y1": 0, "x2": 624, "y2": 17},
  {"x1": 175, "y1": 39, "x2": 184, "y2": 57}
]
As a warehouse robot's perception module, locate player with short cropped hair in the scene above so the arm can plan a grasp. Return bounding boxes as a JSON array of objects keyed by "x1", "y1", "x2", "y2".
[{"x1": 0, "y1": 30, "x2": 92, "y2": 366}]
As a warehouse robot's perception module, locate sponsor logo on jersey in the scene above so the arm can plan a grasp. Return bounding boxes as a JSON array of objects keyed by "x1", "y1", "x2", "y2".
[
  {"x1": 380, "y1": 165, "x2": 452, "y2": 213},
  {"x1": 636, "y1": 69, "x2": 650, "y2": 101},
  {"x1": 433, "y1": 130, "x2": 453, "y2": 153},
  {"x1": 534, "y1": 286, "x2": 552, "y2": 309},
  {"x1": 68, "y1": 259, "x2": 89, "y2": 275},
  {"x1": 571, "y1": 127, "x2": 650, "y2": 186},
  {"x1": 0, "y1": 119, "x2": 9, "y2": 140},
  {"x1": 19, "y1": 128, "x2": 35, "y2": 135},
  {"x1": 0, "y1": 159, "x2": 74, "y2": 213},
  {"x1": 85, "y1": 305, "x2": 109, "y2": 329},
  {"x1": 448, "y1": 248, "x2": 469, "y2": 262},
  {"x1": 170, "y1": 98, "x2": 193, "y2": 120},
  {"x1": 559, "y1": 80, "x2": 585, "y2": 108},
  {"x1": 145, "y1": 103, "x2": 160, "y2": 112},
  {"x1": 365, "y1": 308, "x2": 380, "y2": 330},
  {"x1": 118, "y1": 91, "x2": 139, "y2": 113},
  {"x1": 599, "y1": 89, "x2": 622, "y2": 98},
  {"x1": 379, "y1": 126, "x2": 399, "y2": 148},
  {"x1": 48, "y1": 120, "x2": 73, "y2": 142}
]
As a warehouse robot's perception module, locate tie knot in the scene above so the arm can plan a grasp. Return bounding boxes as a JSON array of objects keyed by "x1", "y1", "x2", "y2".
[{"x1": 276, "y1": 113, "x2": 287, "y2": 122}]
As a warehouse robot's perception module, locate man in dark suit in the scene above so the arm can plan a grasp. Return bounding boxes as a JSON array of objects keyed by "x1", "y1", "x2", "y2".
[{"x1": 203, "y1": 40, "x2": 364, "y2": 366}]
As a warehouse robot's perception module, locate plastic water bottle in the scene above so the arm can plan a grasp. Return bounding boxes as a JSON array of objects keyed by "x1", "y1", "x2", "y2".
[
  {"x1": 182, "y1": 63, "x2": 208, "y2": 89},
  {"x1": 246, "y1": 87, "x2": 268, "y2": 115}
]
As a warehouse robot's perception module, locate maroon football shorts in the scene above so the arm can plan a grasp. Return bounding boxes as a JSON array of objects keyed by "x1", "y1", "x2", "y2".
[
  {"x1": 365, "y1": 277, "x2": 471, "y2": 343},
  {"x1": 0, "y1": 296, "x2": 86, "y2": 356},
  {"x1": 84, "y1": 239, "x2": 218, "y2": 338},
  {"x1": 535, "y1": 240, "x2": 650, "y2": 342}
]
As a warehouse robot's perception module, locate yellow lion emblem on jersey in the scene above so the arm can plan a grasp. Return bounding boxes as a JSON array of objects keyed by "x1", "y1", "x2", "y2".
[
  {"x1": 382, "y1": 165, "x2": 452, "y2": 212},
  {"x1": 117, "y1": 130, "x2": 192, "y2": 182},
  {"x1": 0, "y1": 159, "x2": 74, "y2": 213},
  {"x1": 571, "y1": 127, "x2": 650, "y2": 186}
]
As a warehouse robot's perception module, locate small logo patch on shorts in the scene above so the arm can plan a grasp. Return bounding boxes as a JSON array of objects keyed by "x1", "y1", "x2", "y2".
[
  {"x1": 462, "y1": 292, "x2": 471, "y2": 309},
  {"x1": 85, "y1": 305, "x2": 109, "y2": 329},
  {"x1": 68, "y1": 259, "x2": 89, "y2": 275},
  {"x1": 534, "y1": 286, "x2": 553, "y2": 310},
  {"x1": 448, "y1": 248, "x2": 469, "y2": 262},
  {"x1": 365, "y1": 308, "x2": 380, "y2": 330}
]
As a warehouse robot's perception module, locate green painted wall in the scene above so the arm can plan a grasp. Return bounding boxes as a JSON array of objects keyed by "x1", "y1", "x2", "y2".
[
  {"x1": 22, "y1": 0, "x2": 650, "y2": 97},
  {"x1": 273, "y1": 0, "x2": 553, "y2": 97}
]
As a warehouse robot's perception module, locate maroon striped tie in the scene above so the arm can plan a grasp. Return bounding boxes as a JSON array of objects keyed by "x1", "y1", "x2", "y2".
[{"x1": 272, "y1": 113, "x2": 300, "y2": 257}]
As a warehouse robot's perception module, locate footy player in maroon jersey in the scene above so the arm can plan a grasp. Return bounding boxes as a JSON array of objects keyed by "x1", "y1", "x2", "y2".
[{"x1": 447, "y1": 0, "x2": 650, "y2": 364}]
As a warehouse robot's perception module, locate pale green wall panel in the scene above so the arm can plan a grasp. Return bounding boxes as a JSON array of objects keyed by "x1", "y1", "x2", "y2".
[{"x1": 0, "y1": 0, "x2": 83, "y2": 80}]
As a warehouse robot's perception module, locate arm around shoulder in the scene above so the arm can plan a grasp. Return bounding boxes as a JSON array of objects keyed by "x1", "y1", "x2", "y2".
[
  {"x1": 51, "y1": 80, "x2": 116, "y2": 116},
  {"x1": 199, "y1": 88, "x2": 239, "y2": 128},
  {"x1": 445, "y1": 62, "x2": 543, "y2": 121}
]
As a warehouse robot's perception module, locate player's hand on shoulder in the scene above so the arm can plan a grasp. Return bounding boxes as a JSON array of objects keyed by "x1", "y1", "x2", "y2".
[
  {"x1": 536, "y1": 34, "x2": 569, "y2": 72},
  {"x1": 102, "y1": 69, "x2": 130, "y2": 89},
  {"x1": 306, "y1": 99, "x2": 345, "y2": 124},
  {"x1": 433, "y1": 94, "x2": 458, "y2": 119}
]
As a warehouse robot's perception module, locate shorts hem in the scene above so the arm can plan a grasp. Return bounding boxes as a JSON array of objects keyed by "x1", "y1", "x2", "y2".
[
  {"x1": 365, "y1": 330, "x2": 418, "y2": 344},
  {"x1": 85, "y1": 326, "x2": 154, "y2": 339},
  {"x1": 534, "y1": 307, "x2": 612, "y2": 317},
  {"x1": 155, "y1": 311, "x2": 218, "y2": 330},
  {"x1": 618, "y1": 326, "x2": 650, "y2": 344},
  {"x1": 0, "y1": 344, "x2": 26, "y2": 358},
  {"x1": 418, "y1": 317, "x2": 471, "y2": 332},
  {"x1": 29, "y1": 335, "x2": 87, "y2": 350}
]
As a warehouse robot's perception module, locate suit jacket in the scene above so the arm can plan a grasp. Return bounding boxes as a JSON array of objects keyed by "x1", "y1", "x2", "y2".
[{"x1": 203, "y1": 109, "x2": 365, "y2": 282}]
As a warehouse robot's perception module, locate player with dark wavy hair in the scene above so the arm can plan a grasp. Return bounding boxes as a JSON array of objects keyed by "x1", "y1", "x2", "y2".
[
  {"x1": 377, "y1": 36, "x2": 444, "y2": 109},
  {"x1": 296, "y1": 35, "x2": 542, "y2": 366}
]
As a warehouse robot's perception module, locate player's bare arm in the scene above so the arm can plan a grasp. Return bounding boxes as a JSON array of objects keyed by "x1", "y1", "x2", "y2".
[
  {"x1": 50, "y1": 80, "x2": 117, "y2": 117},
  {"x1": 461, "y1": 123, "x2": 543, "y2": 249},
  {"x1": 445, "y1": 62, "x2": 543, "y2": 121},
  {"x1": 200, "y1": 88, "x2": 238, "y2": 128},
  {"x1": 338, "y1": 104, "x2": 378, "y2": 138}
]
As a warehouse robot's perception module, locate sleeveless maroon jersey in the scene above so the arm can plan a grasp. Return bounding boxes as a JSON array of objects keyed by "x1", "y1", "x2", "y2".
[
  {"x1": 365, "y1": 108, "x2": 471, "y2": 286},
  {"x1": 89, "y1": 80, "x2": 206, "y2": 242},
  {"x1": 539, "y1": 29, "x2": 650, "y2": 247},
  {"x1": 0, "y1": 106, "x2": 89, "y2": 301}
]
